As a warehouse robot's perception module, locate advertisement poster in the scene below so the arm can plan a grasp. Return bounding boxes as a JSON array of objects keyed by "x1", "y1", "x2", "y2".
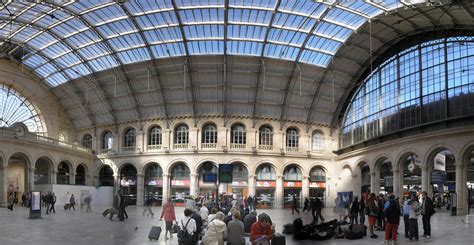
[
  {"x1": 31, "y1": 192, "x2": 41, "y2": 211},
  {"x1": 337, "y1": 191, "x2": 353, "y2": 206},
  {"x1": 434, "y1": 153, "x2": 446, "y2": 171}
]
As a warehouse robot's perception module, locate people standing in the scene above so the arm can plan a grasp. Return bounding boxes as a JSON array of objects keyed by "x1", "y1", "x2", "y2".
[
  {"x1": 384, "y1": 195, "x2": 400, "y2": 244},
  {"x1": 84, "y1": 193, "x2": 92, "y2": 212},
  {"x1": 291, "y1": 194, "x2": 300, "y2": 215},
  {"x1": 377, "y1": 194, "x2": 385, "y2": 231},
  {"x1": 227, "y1": 210, "x2": 245, "y2": 245},
  {"x1": 312, "y1": 197, "x2": 325, "y2": 223},
  {"x1": 421, "y1": 191, "x2": 435, "y2": 239},
  {"x1": 69, "y1": 194, "x2": 76, "y2": 211},
  {"x1": 202, "y1": 212, "x2": 227, "y2": 245},
  {"x1": 180, "y1": 208, "x2": 197, "y2": 244},
  {"x1": 247, "y1": 196, "x2": 253, "y2": 212},
  {"x1": 368, "y1": 193, "x2": 379, "y2": 238},
  {"x1": 45, "y1": 192, "x2": 51, "y2": 214},
  {"x1": 350, "y1": 197, "x2": 360, "y2": 224},
  {"x1": 111, "y1": 190, "x2": 123, "y2": 221},
  {"x1": 8, "y1": 192, "x2": 15, "y2": 211},
  {"x1": 186, "y1": 196, "x2": 196, "y2": 211},
  {"x1": 402, "y1": 197, "x2": 411, "y2": 239},
  {"x1": 160, "y1": 198, "x2": 176, "y2": 240},
  {"x1": 302, "y1": 198, "x2": 310, "y2": 212},
  {"x1": 409, "y1": 195, "x2": 421, "y2": 241}
]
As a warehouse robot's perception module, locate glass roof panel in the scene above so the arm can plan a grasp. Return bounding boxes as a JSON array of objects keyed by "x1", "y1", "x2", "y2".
[
  {"x1": 23, "y1": 55, "x2": 49, "y2": 69},
  {"x1": 278, "y1": 0, "x2": 328, "y2": 19},
  {"x1": 144, "y1": 27, "x2": 183, "y2": 44},
  {"x1": 228, "y1": 9, "x2": 272, "y2": 25},
  {"x1": 264, "y1": 43, "x2": 299, "y2": 61},
  {"x1": 117, "y1": 47, "x2": 152, "y2": 64},
  {"x1": 324, "y1": 7, "x2": 366, "y2": 29},
  {"x1": 227, "y1": 41, "x2": 263, "y2": 56},
  {"x1": 187, "y1": 41, "x2": 224, "y2": 55},
  {"x1": 3, "y1": 1, "x2": 399, "y2": 87},
  {"x1": 150, "y1": 43, "x2": 186, "y2": 58},
  {"x1": 228, "y1": 24, "x2": 267, "y2": 41},
  {"x1": 179, "y1": 8, "x2": 224, "y2": 24},
  {"x1": 184, "y1": 24, "x2": 224, "y2": 40},
  {"x1": 45, "y1": 72, "x2": 68, "y2": 86},
  {"x1": 299, "y1": 49, "x2": 332, "y2": 67},
  {"x1": 88, "y1": 55, "x2": 120, "y2": 72},
  {"x1": 36, "y1": 62, "x2": 59, "y2": 78}
]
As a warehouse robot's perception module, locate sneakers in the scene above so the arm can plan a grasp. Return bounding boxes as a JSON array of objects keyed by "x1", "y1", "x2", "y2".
[
  {"x1": 370, "y1": 234, "x2": 378, "y2": 239},
  {"x1": 426, "y1": 235, "x2": 431, "y2": 239}
]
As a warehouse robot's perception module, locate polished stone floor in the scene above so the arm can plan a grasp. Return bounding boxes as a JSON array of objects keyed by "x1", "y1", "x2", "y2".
[{"x1": 1, "y1": 204, "x2": 473, "y2": 245}]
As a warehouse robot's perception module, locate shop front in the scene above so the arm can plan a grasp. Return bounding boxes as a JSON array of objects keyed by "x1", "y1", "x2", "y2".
[
  {"x1": 144, "y1": 163, "x2": 163, "y2": 206},
  {"x1": 309, "y1": 166, "x2": 327, "y2": 204},
  {"x1": 171, "y1": 179, "x2": 190, "y2": 206},
  {"x1": 228, "y1": 180, "x2": 248, "y2": 198},
  {"x1": 198, "y1": 162, "x2": 218, "y2": 200},
  {"x1": 120, "y1": 164, "x2": 137, "y2": 205},
  {"x1": 283, "y1": 181, "x2": 302, "y2": 208},
  {"x1": 256, "y1": 180, "x2": 276, "y2": 208}
]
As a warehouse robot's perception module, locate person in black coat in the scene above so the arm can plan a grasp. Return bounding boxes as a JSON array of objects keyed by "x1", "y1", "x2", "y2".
[
  {"x1": 311, "y1": 197, "x2": 325, "y2": 223},
  {"x1": 384, "y1": 195, "x2": 401, "y2": 243},
  {"x1": 350, "y1": 197, "x2": 360, "y2": 224},
  {"x1": 192, "y1": 211, "x2": 203, "y2": 240},
  {"x1": 421, "y1": 191, "x2": 435, "y2": 239},
  {"x1": 243, "y1": 211, "x2": 257, "y2": 234}
]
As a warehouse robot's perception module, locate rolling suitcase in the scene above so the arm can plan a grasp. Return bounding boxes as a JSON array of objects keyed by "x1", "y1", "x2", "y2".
[
  {"x1": 64, "y1": 204, "x2": 70, "y2": 210},
  {"x1": 102, "y1": 209, "x2": 110, "y2": 217},
  {"x1": 148, "y1": 225, "x2": 162, "y2": 241},
  {"x1": 271, "y1": 233, "x2": 286, "y2": 245}
]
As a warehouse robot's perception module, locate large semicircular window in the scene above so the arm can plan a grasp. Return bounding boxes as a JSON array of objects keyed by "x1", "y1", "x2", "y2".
[
  {"x1": 0, "y1": 84, "x2": 44, "y2": 134},
  {"x1": 342, "y1": 36, "x2": 474, "y2": 147}
]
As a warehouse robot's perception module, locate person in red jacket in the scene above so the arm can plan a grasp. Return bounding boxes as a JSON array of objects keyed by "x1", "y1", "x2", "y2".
[
  {"x1": 160, "y1": 198, "x2": 176, "y2": 240},
  {"x1": 250, "y1": 213, "x2": 273, "y2": 245}
]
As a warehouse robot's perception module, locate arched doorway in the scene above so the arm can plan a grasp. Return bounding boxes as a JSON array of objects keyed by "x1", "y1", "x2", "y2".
[
  {"x1": 428, "y1": 149, "x2": 456, "y2": 209},
  {"x1": 228, "y1": 162, "x2": 249, "y2": 198},
  {"x1": 401, "y1": 153, "x2": 422, "y2": 198},
  {"x1": 359, "y1": 162, "x2": 370, "y2": 198},
  {"x1": 57, "y1": 161, "x2": 71, "y2": 184},
  {"x1": 309, "y1": 166, "x2": 326, "y2": 203},
  {"x1": 170, "y1": 163, "x2": 191, "y2": 206},
  {"x1": 255, "y1": 163, "x2": 276, "y2": 208},
  {"x1": 75, "y1": 165, "x2": 86, "y2": 185},
  {"x1": 6, "y1": 153, "x2": 31, "y2": 206},
  {"x1": 120, "y1": 164, "x2": 137, "y2": 205},
  {"x1": 144, "y1": 163, "x2": 163, "y2": 206},
  {"x1": 34, "y1": 157, "x2": 53, "y2": 185},
  {"x1": 463, "y1": 148, "x2": 474, "y2": 213},
  {"x1": 376, "y1": 158, "x2": 393, "y2": 195},
  {"x1": 283, "y1": 165, "x2": 302, "y2": 208},
  {"x1": 99, "y1": 165, "x2": 114, "y2": 186},
  {"x1": 198, "y1": 161, "x2": 218, "y2": 200}
]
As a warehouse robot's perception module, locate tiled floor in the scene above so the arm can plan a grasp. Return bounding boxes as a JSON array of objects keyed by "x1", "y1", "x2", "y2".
[{"x1": 1, "y1": 205, "x2": 473, "y2": 245}]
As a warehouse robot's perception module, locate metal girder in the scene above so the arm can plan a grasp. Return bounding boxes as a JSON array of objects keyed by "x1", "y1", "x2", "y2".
[
  {"x1": 439, "y1": 6, "x2": 460, "y2": 25},
  {"x1": 45, "y1": 1, "x2": 143, "y2": 121},
  {"x1": 0, "y1": 38, "x2": 96, "y2": 126},
  {"x1": 0, "y1": 16, "x2": 117, "y2": 126},
  {"x1": 278, "y1": 4, "x2": 333, "y2": 129},
  {"x1": 171, "y1": 0, "x2": 198, "y2": 126},
  {"x1": 251, "y1": 0, "x2": 281, "y2": 127},
  {"x1": 393, "y1": 12, "x2": 421, "y2": 30},
  {"x1": 460, "y1": 5, "x2": 474, "y2": 19},
  {"x1": 222, "y1": 0, "x2": 229, "y2": 126},
  {"x1": 118, "y1": 3, "x2": 171, "y2": 128},
  {"x1": 412, "y1": 7, "x2": 438, "y2": 26},
  {"x1": 373, "y1": 19, "x2": 403, "y2": 36}
]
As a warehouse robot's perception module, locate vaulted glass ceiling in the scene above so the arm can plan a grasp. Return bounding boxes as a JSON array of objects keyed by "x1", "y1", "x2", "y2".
[{"x1": 0, "y1": 0, "x2": 404, "y2": 87}]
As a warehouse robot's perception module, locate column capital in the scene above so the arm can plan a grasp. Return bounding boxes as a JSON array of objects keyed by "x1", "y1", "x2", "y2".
[
  {"x1": 302, "y1": 175, "x2": 310, "y2": 180},
  {"x1": 454, "y1": 162, "x2": 464, "y2": 168},
  {"x1": 351, "y1": 174, "x2": 358, "y2": 178},
  {"x1": 277, "y1": 174, "x2": 284, "y2": 179},
  {"x1": 162, "y1": 173, "x2": 171, "y2": 177},
  {"x1": 369, "y1": 172, "x2": 375, "y2": 176},
  {"x1": 191, "y1": 173, "x2": 199, "y2": 177},
  {"x1": 393, "y1": 169, "x2": 399, "y2": 174},
  {"x1": 29, "y1": 167, "x2": 36, "y2": 171},
  {"x1": 137, "y1": 174, "x2": 144, "y2": 178},
  {"x1": 248, "y1": 174, "x2": 256, "y2": 178}
]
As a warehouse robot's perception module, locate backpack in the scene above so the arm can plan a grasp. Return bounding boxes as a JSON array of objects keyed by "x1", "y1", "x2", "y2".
[
  {"x1": 178, "y1": 218, "x2": 194, "y2": 245},
  {"x1": 364, "y1": 205, "x2": 370, "y2": 215}
]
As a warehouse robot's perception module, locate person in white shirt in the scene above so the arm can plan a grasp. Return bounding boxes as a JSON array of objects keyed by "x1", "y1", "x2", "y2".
[
  {"x1": 185, "y1": 197, "x2": 196, "y2": 211},
  {"x1": 200, "y1": 205, "x2": 209, "y2": 222},
  {"x1": 181, "y1": 208, "x2": 197, "y2": 237}
]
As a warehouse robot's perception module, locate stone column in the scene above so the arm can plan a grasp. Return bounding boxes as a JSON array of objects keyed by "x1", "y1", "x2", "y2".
[
  {"x1": 113, "y1": 132, "x2": 120, "y2": 153},
  {"x1": 189, "y1": 128, "x2": 198, "y2": 149},
  {"x1": 28, "y1": 167, "x2": 35, "y2": 192},
  {"x1": 190, "y1": 173, "x2": 198, "y2": 198},
  {"x1": 370, "y1": 171, "x2": 379, "y2": 194},
  {"x1": 455, "y1": 163, "x2": 465, "y2": 215},
  {"x1": 302, "y1": 175, "x2": 309, "y2": 201},
  {"x1": 247, "y1": 128, "x2": 257, "y2": 150},
  {"x1": 93, "y1": 175, "x2": 99, "y2": 187},
  {"x1": 353, "y1": 174, "x2": 361, "y2": 198},
  {"x1": 421, "y1": 165, "x2": 430, "y2": 195},
  {"x1": 69, "y1": 172, "x2": 75, "y2": 185},
  {"x1": 217, "y1": 127, "x2": 227, "y2": 150},
  {"x1": 114, "y1": 174, "x2": 121, "y2": 191},
  {"x1": 393, "y1": 169, "x2": 400, "y2": 198},
  {"x1": 248, "y1": 174, "x2": 256, "y2": 197},
  {"x1": 51, "y1": 170, "x2": 58, "y2": 185},
  {"x1": 274, "y1": 131, "x2": 283, "y2": 152},
  {"x1": 137, "y1": 174, "x2": 144, "y2": 206},
  {"x1": 275, "y1": 175, "x2": 284, "y2": 209},
  {"x1": 0, "y1": 165, "x2": 7, "y2": 206},
  {"x1": 162, "y1": 174, "x2": 170, "y2": 205}
]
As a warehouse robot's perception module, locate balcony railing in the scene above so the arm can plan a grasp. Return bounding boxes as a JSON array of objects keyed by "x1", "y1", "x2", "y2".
[
  {"x1": 201, "y1": 143, "x2": 217, "y2": 149},
  {"x1": 286, "y1": 147, "x2": 299, "y2": 152},
  {"x1": 230, "y1": 143, "x2": 246, "y2": 149},
  {"x1": 122, "y1": 146, "x2": 137, "y2": 152},
  {"x1": 148, "y1": 145, "x2": 162, "y2": 151},
  {"x1": 173, "y1": 143, "x2": 189, "y2": 149},
  {"x1": 258, "y1": 145, "x2": 273, "y2": 151},
  {"x1": 0, "y1": 127, "x2": 92, "y2": 154}
]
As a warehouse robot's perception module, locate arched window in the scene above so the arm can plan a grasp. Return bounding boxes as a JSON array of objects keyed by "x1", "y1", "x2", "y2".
[
  {"x1": 172, "y1": 163, "x2": 190, "y2": 180},
  {"x1": 202, "y1": 123, "x2": 217, "y2": 144},
  {"x1": 174, "y1": 124, "x2": 189, "y2": 144},
  {"x1": 99, "y1": 165, "x2": 114, "y2": 186},
  {"x1": 57, "y1": 161, "x2": 70, "y2": 184},
  {"x1": 123, "y1": 128, "x2": 136, "y2": 148},
  {"x1": 259, "y1": 126, "x2": 273, "y2": 146},
  {"x1": 284, "y1": 166, "x2": 302, "y2": 181},
  {"x1": 75, "y1": 165, "x2": 86, "y2": 185},
  {"x1": 286, "y1": 128, "x2": 299, "y2": 148},
  {"x1": 310, "y1": 167, "x2": 326, "y2": 182},
  {"x1": 148, "y1": 126, "x2": 162, "y2": 146},
  {"x1": 82, "y1": 134, "x2": 92, "y2": 149},
  {"x1": 101, "y1": 131, "x2": 113, "y2": 150},
  {"x1": 59, "y1": 133, "x2": 65, "y2": 142},
  {"x1": 231, "y1": 123, "x2": 246, "y2": 144},
  {"x1": 256, "y1": 165, "x2": 276, "y2": 180},
  {"x1": 312, "y1": 132, "x2": 324, "y2": 151}
]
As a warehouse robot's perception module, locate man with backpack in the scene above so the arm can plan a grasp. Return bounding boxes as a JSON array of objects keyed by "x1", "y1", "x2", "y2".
[
  {"x1": 421, "y1": 191, "x2": 435, "y2": 239},
  {"x1": 179, "y1": 208, "x2": 197, "y2": 245}
]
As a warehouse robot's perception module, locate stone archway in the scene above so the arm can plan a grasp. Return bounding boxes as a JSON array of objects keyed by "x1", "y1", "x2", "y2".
[
  {"x1": 4, "y1": 152, "x2": 32, "y2": 207},
  {"x1": 35, "y1": 157, "x2": 54, "y2": 185}
]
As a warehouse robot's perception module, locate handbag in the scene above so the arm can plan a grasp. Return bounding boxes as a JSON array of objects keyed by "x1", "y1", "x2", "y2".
[{"x1": 173, "y1": 221, "x2": 180, "y2": 234}]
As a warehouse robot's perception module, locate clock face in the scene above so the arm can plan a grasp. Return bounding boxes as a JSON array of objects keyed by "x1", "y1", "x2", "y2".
[
  {"x1": 408, "y1": 162, "x2": 415, "y2": 173},
  {"x1": 14, "y1": 125, "x2": 25, "y2": 137}
]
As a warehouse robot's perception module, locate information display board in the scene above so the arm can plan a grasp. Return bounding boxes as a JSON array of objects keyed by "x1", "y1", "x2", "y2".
[
  {"x1": 29, "y1": 191, "x2": 42, "y2": 219},
  {"x1": 219, "y1": 164, "x2": 233, "y2": 183}
]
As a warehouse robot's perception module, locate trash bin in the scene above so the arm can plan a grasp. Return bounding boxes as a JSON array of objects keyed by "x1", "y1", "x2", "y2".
[{"x1": 451, "y1": 193, "x2": 457, "y2": 216}]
